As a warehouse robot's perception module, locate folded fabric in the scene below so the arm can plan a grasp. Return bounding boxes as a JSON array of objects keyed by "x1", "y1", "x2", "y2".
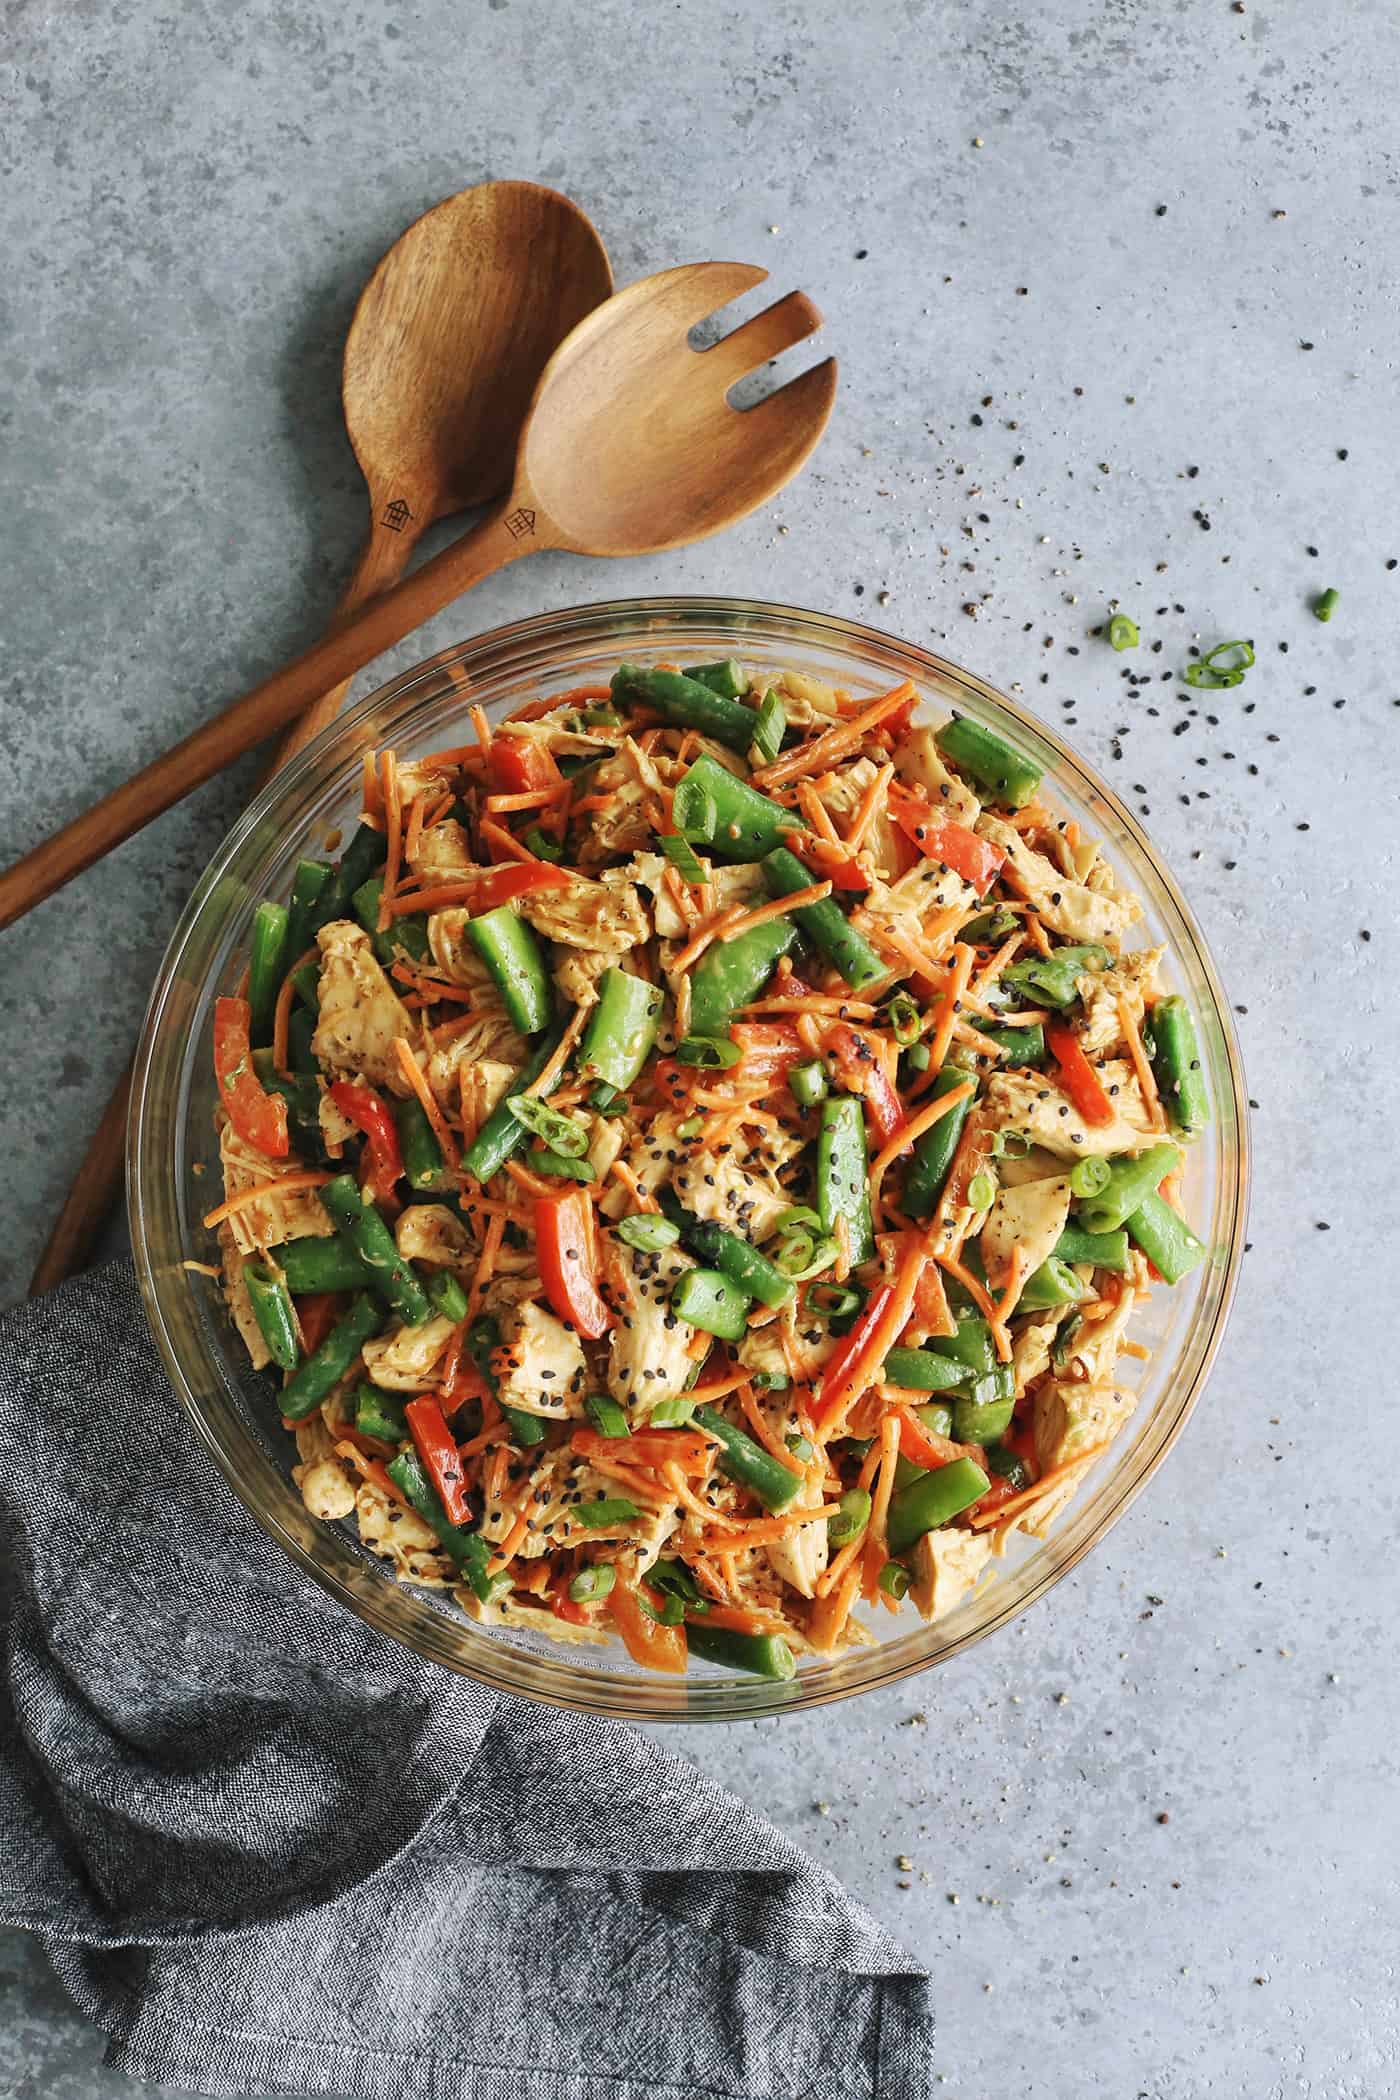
[{"x1": 0, "y1": 1260, "x2": 933, "y2": 2099}]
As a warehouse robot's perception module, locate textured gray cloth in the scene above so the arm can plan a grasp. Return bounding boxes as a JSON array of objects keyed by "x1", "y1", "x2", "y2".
[{"x1": 0, "y1": 1260, "x2": 932, "y2": 2099}]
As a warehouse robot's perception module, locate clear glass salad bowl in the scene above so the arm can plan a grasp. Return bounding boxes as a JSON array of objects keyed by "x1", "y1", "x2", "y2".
[{"x1": 130, "y1": 597, "x2": 1248, "y2": 1720}]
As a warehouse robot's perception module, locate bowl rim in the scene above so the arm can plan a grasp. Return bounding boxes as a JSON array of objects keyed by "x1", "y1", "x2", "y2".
[{"x1": 129, "y1": 593, "x2": 1250, "y2": 1720}]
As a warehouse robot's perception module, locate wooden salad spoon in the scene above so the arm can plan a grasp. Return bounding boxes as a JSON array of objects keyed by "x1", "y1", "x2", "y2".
[
  {"x1": 27, "y1": 179, "x2": 612, "y2": 1294},
  {"x1": 0, "y1": 260, "x2": 835, "y2": 939}
]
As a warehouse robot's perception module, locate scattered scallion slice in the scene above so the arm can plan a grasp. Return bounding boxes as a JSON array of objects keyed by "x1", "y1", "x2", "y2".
[
  {"x1": 616, "y1": 1213, "x2": 682, "y2": 1252},
  {"x1": 506, "y1": 1094, "x2": 590, "y2": 1156},
  {"x1": 578, "y1": 1496, "x2": 641, "y2": 1528},
  {"x1": 751, "y1": 688, "x2": 787, "y2": 764},
  {"x1": 584, "y1": 1392, "x2": 630, "y2": 1437},
  {"x1": 1070, "y1": 1154, "x2": 1112, "y2": 1200},
  {"x1": 967, "y1": 1171, "x2": 997, "y2": 1211},
  {"x1": 1313, "y1": 586, "x2": 1339, "y2": 622},
  {"x1": 568, "y1": 1564, "x2": 616, "y2": 1603},
  {"x1": 658, "y1": 833, "x2": 707, "y2": 884},
  {"x1": 647, "y1": 1395, "x2": 696, "y2": 1427},
  {"x1": 788, "y1": 1060, "x2": 829, "y2": 1108},
  {"x1": 1183, "y1": 638, "x2": 1254, "y2": 689},
  {"x1": 521, "y1": 825, "x2": 564, "y2": 862},
  {"x1": 676, "y1": 1034, "x2": 742, "y2": 1068},
  {"x1": 528, "y1": 1147, "x2": 596, "y2": 1182},
  {"x1": 886, "y1": 992, "x2": 922, "y2": 1046},
  {"x1": 1108, "y1": 612, "x2": 1139, "y2": 651},
  {"x1": 828, "y1": 1487, "x2": 872, "y2": 1546},
  {"x1": 879, "y1": 1561, "x2": 911, "y2": 1600},
  {"x1": 809, "y1": 1281, "x2": 862, "y2": 1320}
]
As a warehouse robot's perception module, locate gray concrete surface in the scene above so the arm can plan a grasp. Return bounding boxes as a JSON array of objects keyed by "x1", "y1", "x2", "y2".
[{"x1": 2, "y1": 1, "x2": 1396, "y2": 2094}]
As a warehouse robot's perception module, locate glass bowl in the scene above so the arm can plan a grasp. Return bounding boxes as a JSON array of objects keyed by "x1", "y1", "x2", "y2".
[{"x1": 130, "y1": 597, "x2": 1248, "y2": 1721}]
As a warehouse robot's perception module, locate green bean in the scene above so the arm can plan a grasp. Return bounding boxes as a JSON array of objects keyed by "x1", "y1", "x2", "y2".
[
  {"x1": 1017, "y1": 1255, "x2": 1092, "y2": 1312},
  {"x1": 1001, "y1": 944, "x2": 1108, "y2": 1010},
  {"x1": 287, "y1": 1005, "x2": 318, "y2": 1076},
  {"x1": 881, "y1": 1345, "x2": 970, "y2": 1392},
  {"x1": 279, "y1": 1293, "x2": 383, "y2": 1420},
  {"x1": 319, "y1": 822, "x2": 386, "y2": 924},
  {"x1": 284, "y1": 858, "x2": 332, "y2": 960},
  {"x1": 394, "y1": 1095, "x2": 445, "y2": 1191},
  {"x1": 461, "y1": 1025, "x2": 567, "y2": 1184},
  {"x1": 681, "y1": 658, "x2": 748, "y2": 699},
  {"x1": 935, "y1": 717, "x2": 1042, "y2": 809},
  {"x1": 248, "y1": 902, "x2": 290, "y2": 1044},
  {"x1": 578, "y1": 968, "x2": 664, "y2": 1090},
  {"x1": 979, "y1": 1021, "x2": 1046, "y2": 1067},
  {"x1": 951, "y1": 1392, "x2": 1015, "y2": 1443},
  {"x1": 761, "y1": 846, "x2": 886, "y2": 991},
  {"x1": 693, "y1": 1406, "x2": 804, "y2": 1513},
  {"x1": 386, "y1": 1450, "x2": 493, "y2": 1597},
  {"x1": 672, "y1": 1268, "x2": 751, "y2": 1341},
  {"x1": 353, "y1": 875, "x2": 431, "y2": 967},
  {"x1": 243, "y1": 1258, "x2": 299, "y2": 1370},
  {"x1": 353, "y1": 1382, "x2": 407, "y2": 1446},
  {"x1": 828, "y1": 1487, "x2": 872, "y2": 1545},
  {"x1": 901, "y1": 1067, "x2": 976, "y2": 1219},
  {"x1": 684, "y1": 1622, "x2": 797, "y2": 1680},
  {"x1": 1126, "y1": 1189, "x2": 1207, "y2": 1284},
  {"x1": 671, "y1": 753, "x2": 807, "y2": 861},
  {"x1": 789, "y1": 1059, "x2": 828, "y2": 1109},
  {"x1": 672, "y1": 1209, "x2": 795, "y2": 1309},
  {"x1": 467, "y1": 905, "x2": 552, "y2": 1035},
  {"x1": 271, "y1": 1235, "x2": 377, "y2": 1294},
  {"x1": 1076, "y1": 1143, "x2": 1179, "y2": 1234},
  {"x1": 1149, "y1": 995, "x2": 1210, "y2": 1135},
  {"x1": 689, "y1": 915, "x2": 801, "y2": 1035},
  {"x1": 817, "y1": 1095, "x2": 874, "y2": 1266},
  {"x1": 427, "y1": 1270, "x2": 470, "y2": 1322},
  {"x1": 612, "y1": 663, "x2": 757, "y2": 751},
  {"x1": 886, "y1": 1456, "x2": 990, "y2": 1554},
  {"x1": 984, "y1": 1443, "x2": 1031, "y2": 1491},
  {"x1": 318, "y1": 1175, "x2": 432, "y2": 1325},
  {"x1": 1054, "y1": 1223, "x2": 1130, "y2": 1272}
]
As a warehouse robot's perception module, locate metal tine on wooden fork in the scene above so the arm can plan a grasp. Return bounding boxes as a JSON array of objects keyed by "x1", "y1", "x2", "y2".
[{"x1": 699, "y1": 288, "x2": 825, "y2": 391}]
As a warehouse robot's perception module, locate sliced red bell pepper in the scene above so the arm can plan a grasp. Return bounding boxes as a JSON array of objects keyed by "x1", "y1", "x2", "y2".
[
  {"x1": 534, "y1": 1189, "x2": 613, "y2": 1340},
  {"x1": 609, "y1": 1578, "x2": 687, "y2": 1672},
  {"x1": 328, "y1": 1080, "x2": 404, "y2": 1202},
  {"x1": 889, "y1": 793, "x2": 1007, "y2": 895},
  {"x1": 404, "y1": 1395, "x2": 470, "y2": 1525},
  {"x1": 895, "y1": 1406, "x2": 964, "y2": 1471},
  {"x1": 1046, "y1": 1023, "x2": 1115, "y2": 1127},
  {"x1": 816, "y1": 1284, "x2": 894, "y2": 1425},
  {"x1": 791, "y1": 837, "x2": 869, "y2": 893},
  {"x1": 489, "y1": 737, "x2": 562, "y2": 795},
  {"x1": 550, "y1": 1580, "x2": 592, "y2": 1627},
  {"x1": 293, "y1": 1291, "x2": 344, "y2": 1356},
  {"x1": 826, "y1": 1024, "x2": 907, "y2": 1146},
  {"x1": 469, "y1": 861, "x2": 571, "y2": 910},
  {"x1": 909, "y1": 1260, "x2": 956, "y2": 1340},
  {"x1": 214, "y1": 996, "x2": 289, "y2": 1157}
]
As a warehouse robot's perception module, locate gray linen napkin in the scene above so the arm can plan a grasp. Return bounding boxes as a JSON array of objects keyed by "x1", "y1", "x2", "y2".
[{"x1": 0, "y1": 1259, "x2": 932, "y2": 2099}]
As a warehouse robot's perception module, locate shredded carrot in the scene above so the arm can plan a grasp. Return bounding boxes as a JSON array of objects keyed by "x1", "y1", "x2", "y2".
[
  {"x1": 522, "y1": 1002, "x2": 588, "y2": 1097},
  {"x1": 971, "y1": 927, "x2": 1024, "y2": 1000},
  {"x1": 722, "y1": 880, "x2": 831, "y2": 942},
  {"x1": 378, "y1": 750, "x2": 402, "y2": 930},
  {"x1": 967, "y1": 1443, "x2": 1112, "y2": 1529},
  {"x1": 1118, "y1": 995, "x2": 1166, "y2": 1129},
  {"x1": 738, "y1": 1381, "x2": 796, "y2": 1465},
  {"x1": 272, "y1": 943, "x2": 318, "y2": 1073},
  {"x1": 201, "y1": 1170, "x2": 331, "y2": 1228},
  {"x1": 478, "y1": 817, "x2": 539, "y2": 865},
  {"x1": 861, "y1": 1413, "x2": 903, "y2": 1599},
  {"x1": 868, "y1": 1075, "x2": 976, "y2": 1219},
  {"x1": 993, "y1": 1242, "x2": 1027, "y2": 1324},
  {"x1": 844, "y1": 762, "x2": 894, "y2": 853},
  {"x1": 392, "y1": 1036, "x2": 459, "y2": 1168},
  {"x1": 483, "y1": 786, "x2": 568, "y2": 815},
  {"x1": 701, "y1": 1504, "x2": 843, "y2": 1547},
  {"x1": 935, "y1": 1251, "x2": 1012, "y2": 1362},
  {"x1": 928, "y1": 942, "x2": 975, "y2": 1071},
  {"x1": 487, "y1": 1506, "x2": 531, "y2": 1573},
  {"x1": 795, "y1": 777, "x2": 843, "y2": 844},
  {"x1": 753, "y1": 679, "x2": 916, "y2": 789},
  {"x1": 738, "y1": 994, "x2": 879, "y2": 1018},
  {"x1": 1024, "y1": 912, "x2": 1052, "y2": 957},
  {"x1": 468, "y1": 702, "x2": 493, "y2": 751},
  {"x1": 504, "y1": 1157, "x2": 554, "y2": 1198},
  {"x1": 1121, "y1": 1338, "x2": 1150, "y2": 1361},
  {"x1": 808, "y1": 1552, "x2": 865, "y2": 1650},
  {"x1": 464, "y1": 1212, "x2": 505, "y2": 1327}
]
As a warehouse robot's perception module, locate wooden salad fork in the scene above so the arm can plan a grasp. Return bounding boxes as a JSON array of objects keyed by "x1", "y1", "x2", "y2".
[
  {"x1": 25, "y1": 179, "x2": 613, "y2": 1293},
  {"x1": 0, "y1": 261, "x2": 834, "y2": 940}
]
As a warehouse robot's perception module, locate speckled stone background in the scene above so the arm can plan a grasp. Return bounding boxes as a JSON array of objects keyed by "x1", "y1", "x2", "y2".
[{"x1": 2, "y1": 1, "x2": 1396, "y2": 2095}]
